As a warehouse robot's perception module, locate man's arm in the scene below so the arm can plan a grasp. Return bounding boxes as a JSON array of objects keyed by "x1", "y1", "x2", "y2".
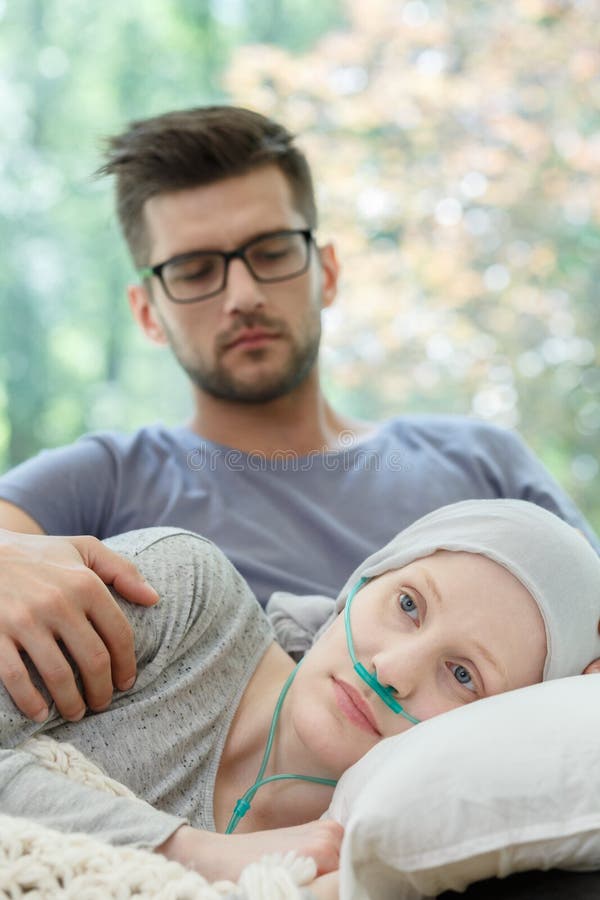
[
  {"x1": 0, "y1": 435, "x2": 160, "y2": 721},
  {"x1": 479, "y1": 422, "x2": 600, "y2": 552},
  {"x1": 0, "y1": 511, "x2": 158, "y2": 720},
  {"x1": 0, "y1": 499, "x2": 44, "y2": 534}
]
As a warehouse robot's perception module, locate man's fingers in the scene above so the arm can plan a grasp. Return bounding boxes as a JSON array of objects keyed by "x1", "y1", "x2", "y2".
[
  {"x1": 0, "y1": 636, "x2": 49, "y2": 722},
  {"x1": 0, "y1": 530, "x2": 153, "y2": 719},
  {"x1": 17, "y1": 630, "x2": 86, "y2": 721},
  {"x1": 71, "y1": 536, "x2": 159, "y2": 607},
  {"x1": 63, "y1": 586, "x2": 137, "y2": 697}
]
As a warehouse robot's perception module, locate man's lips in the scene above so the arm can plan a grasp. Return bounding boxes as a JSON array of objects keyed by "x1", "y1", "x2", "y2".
[
  {"x1": 224, "y1": 329, "x2": 280, "y2": 351},
  {"x1": 332, "y1": 678, "x2": 381, "y2": 736}
]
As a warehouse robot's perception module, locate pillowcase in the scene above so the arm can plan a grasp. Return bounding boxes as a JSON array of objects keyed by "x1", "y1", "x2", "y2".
[{"x1": 326, "y1": 675, "x2": 600, "y2": 900}]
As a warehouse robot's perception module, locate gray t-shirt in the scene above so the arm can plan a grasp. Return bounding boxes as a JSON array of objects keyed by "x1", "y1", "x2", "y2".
[
  {"x1": 0, "y1": 528, "x2": 274, "y2": 848},
  {"x1": 0, "y1": 415, "x2": 596, "y2": 606}
]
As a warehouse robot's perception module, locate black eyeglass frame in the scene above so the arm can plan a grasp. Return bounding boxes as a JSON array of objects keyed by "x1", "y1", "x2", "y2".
[{"x1": 137, "y1": 228, "x2": 315, "y2": 304}]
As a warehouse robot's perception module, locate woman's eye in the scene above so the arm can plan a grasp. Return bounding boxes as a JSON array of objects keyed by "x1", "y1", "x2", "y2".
[
  {"x1": 399, "y1": 592, "x2": 419, "y2": 621},
  {"x1": 449, "y1": 663, "x2": 476, "y2": 692}
]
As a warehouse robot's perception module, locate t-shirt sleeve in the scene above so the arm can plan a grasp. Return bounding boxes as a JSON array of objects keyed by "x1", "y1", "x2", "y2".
[
  {"x1": 0, "y1": 437, "x2": 118, "y2": 536},
  {"x1": 474, "y1": 422, "x2": 599, "y2": 551},
  {"x1": 0, "y1": 527, "x2": 271, "y2": 848}
]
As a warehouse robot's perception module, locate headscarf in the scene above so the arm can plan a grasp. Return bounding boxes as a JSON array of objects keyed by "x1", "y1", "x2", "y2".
[{"x1": 267, "y1": 499, "x2": 600, "y2": 679}]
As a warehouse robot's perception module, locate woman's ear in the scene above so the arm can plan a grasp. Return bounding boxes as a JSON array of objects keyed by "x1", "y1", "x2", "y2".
[
  {"x1": 127, "y1": 283, "x2": 169, "y2": 346},
  {"x1": 583, "y1": 660, "x2": 600, "y2": 674},
  {"x1": 582, "y1": 617, "x2": 600, "y2": 674}
]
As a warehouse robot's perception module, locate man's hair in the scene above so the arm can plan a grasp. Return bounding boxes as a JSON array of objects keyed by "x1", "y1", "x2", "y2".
[{"x1": 98, "y1": 106, "x2": 318, "y2": 266}]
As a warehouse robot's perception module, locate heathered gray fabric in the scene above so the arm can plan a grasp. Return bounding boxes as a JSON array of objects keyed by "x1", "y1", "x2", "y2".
[
  {"x1": 0, "y1": 417, "x2": 596, "y2": 608},
  {"x1": 0, "y1": 528, "x2": 274, "y2": 849}
]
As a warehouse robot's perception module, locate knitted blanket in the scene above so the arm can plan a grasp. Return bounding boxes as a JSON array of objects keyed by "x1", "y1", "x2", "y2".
[{"x1": 1, "y1": 736, "x2": 316, "y2": 899}]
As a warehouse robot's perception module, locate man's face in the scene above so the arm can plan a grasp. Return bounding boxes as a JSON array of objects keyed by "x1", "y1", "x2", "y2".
[{"x1": 128, "y1": 165, "x2": 338, "y2": 404}]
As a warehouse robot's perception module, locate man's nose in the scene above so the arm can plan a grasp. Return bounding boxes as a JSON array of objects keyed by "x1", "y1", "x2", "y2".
[{"x1": 221, "y1": 257, "x2": 266, "y2": 315}]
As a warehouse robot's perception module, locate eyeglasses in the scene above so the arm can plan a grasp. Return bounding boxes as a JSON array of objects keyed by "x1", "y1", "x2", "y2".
[{"x1": 138, "y1": 229, "x2": 314, "y2": 304}]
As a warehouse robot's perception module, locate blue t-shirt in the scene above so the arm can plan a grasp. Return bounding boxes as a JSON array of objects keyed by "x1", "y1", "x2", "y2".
[{"x1": 0, "y1": 415, "x2": 596, "y2": 606}]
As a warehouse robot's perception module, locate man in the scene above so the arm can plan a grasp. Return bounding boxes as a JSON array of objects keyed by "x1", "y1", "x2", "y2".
[{"x1": 0, "y1": 106, "x2": 598, "y2": 726}]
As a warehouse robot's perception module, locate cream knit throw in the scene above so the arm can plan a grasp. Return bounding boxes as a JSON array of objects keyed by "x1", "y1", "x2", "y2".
[{"x1": 1, "y1": 736, "x2": 317, "y2": 899}]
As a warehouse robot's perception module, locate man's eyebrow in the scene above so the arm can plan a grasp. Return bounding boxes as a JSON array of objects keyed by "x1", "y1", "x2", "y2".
[
  {"x1": 417, "y1": 565, "x2": 508, "y2": 687},
  {"x1": 162, "y1": 226, "x2": 303, "y2": 260}
]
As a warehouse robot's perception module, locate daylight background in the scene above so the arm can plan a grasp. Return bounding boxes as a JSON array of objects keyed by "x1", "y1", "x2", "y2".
[{"x1": 1, "y1": 0, "x2": 599, "y2": 530}]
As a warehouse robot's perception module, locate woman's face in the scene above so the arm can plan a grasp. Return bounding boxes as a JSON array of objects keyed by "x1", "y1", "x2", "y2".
[{"x1": 285, "y1": 550, "x2": 547, "y2": 778}]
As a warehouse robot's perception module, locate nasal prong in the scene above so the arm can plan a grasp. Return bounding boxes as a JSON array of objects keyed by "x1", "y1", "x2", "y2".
[
  {"x1": 353, "y1": 662, "x2": 420, "y2": 724},
  {"x1": 344, "y1": 577, "x2": 420, "y2": 726}
]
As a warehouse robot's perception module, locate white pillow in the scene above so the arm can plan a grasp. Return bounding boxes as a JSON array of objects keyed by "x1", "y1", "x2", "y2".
[{"x1": 326, "y1": 675, "x2": 600, "y2": 900}]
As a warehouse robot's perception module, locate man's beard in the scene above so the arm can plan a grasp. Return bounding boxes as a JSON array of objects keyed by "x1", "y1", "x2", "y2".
[{"x1": 163, "y1": 312, "x2": 322, "y2": 404}]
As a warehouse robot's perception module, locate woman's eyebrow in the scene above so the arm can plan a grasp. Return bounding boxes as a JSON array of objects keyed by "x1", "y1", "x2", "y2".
[
  {"x1": 471, "y1": 639, "x2": 508, "y2": 687},
  {"x1": 415, "y1": 566, "x2": 443, "y2": 607}
]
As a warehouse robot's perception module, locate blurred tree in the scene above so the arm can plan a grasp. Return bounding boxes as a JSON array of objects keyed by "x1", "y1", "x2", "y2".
[
  {"x1": 0, "y1": 0, "x2": 598, "y2": 529},
  {"x1": 225, "y1": 0, "x2": 600, "y2": 528}
]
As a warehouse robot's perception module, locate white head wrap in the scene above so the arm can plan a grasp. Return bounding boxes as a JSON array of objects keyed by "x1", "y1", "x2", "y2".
[{"x1": 325, "y1": 499, "x2": 600, "y2": 680}]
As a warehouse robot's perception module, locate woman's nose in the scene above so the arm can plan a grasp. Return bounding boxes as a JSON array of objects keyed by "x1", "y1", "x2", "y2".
[{"x1": 371, "y1": 641, "x2": 428, "y2": 700}]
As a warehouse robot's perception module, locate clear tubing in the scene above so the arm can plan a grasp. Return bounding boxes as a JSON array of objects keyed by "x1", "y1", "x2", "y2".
[
  {"x1": 226, "y1": 574, "x2": 421, "y2": 835},
  {"x1": 225, "y1": 660, "x2": 337, "y2": 834},
  {"x1": 344, "y1": 577, "x2": 421, "y2": 725}
]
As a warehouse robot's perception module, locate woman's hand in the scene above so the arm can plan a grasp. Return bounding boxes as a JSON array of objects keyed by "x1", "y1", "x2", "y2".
[
  {"x1": 307, "y1": 870, "x2": 340, "y2": 899},
  {"x1": 156, "y1": 820, "x2": 343, "y2": 882}
]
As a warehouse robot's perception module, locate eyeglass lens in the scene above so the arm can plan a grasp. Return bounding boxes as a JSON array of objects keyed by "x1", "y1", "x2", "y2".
[{"x1": 163, "y1": 231, "x2": 309, "y2": 302}]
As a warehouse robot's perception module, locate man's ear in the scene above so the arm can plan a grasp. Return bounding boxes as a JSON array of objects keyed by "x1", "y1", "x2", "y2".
[
  {"x1": 318, "y1": 242, "x2": 340, "y2": 310},
  {"x1": 127, "y1": 283, "x2": 169, "y2": 346}
]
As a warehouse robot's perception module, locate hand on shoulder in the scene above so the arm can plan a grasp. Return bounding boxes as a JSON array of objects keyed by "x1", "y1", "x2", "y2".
[{"x1": 0, "y1": 528, "x2": 158, "y2": 721}]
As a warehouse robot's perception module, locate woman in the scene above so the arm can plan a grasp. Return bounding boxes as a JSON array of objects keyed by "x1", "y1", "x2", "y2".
[{"x1": 1, "y1": 499, "x2": 599, "y2": 894}]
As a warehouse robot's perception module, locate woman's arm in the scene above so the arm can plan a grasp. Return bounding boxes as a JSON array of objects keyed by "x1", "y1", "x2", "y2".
[
  {"x1": 0, "y1": 745, "x2": 186, "y2": 848},
  {"x1": 0, "y1": 527, "x2": 337, "y2": 881},
  {"x1": 0, "y1": 528, "x2": 242, "y2": 849},
  {"x1": 158, "y1": 821, "x2": 343, "y2": 882},
  {"x1": 306, "y1": 871, "x2": 340, "y2": 900}
]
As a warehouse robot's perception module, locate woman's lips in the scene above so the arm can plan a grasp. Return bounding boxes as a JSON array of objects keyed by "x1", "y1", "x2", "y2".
[{"x1": 332, "y1": 678, "x2": 381, "y2": 736}]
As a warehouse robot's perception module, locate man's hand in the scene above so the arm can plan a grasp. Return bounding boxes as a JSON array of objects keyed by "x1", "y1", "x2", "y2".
[{"x1": 0, "y1": 529, "x2": 158, "y2": 721}]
